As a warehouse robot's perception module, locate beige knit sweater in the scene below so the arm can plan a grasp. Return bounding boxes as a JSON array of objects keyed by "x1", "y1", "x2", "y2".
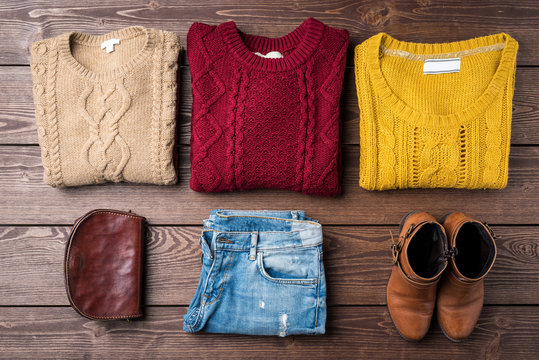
[{"x1": 30, "y1": 26, "x2": 180, "y2": 187}]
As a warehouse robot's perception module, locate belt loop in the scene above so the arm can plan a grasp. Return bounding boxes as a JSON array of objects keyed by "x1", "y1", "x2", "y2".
[
  {"x1": 210, "y1": 231, "x2": 218, "y2": 259},
  {"x1": 291, "y1": 210, "x2": 298, "y2": 220},
  {"x1": 249, "y1": 231, "x2": 258, "y2": 261}
]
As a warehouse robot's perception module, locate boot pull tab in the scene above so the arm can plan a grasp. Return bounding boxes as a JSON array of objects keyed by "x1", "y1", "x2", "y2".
[
  {"x1": 390, "y1": 230, "x2": 403, "y2": 265},
  {"x1": 482, "y1": 222, "x2": 497, "y2": 239},
  {"x1": 390, "y1": 221, "x2": 430, "y2": 265},
  {"x1": 391, "y1": 243, "x2": 402, "y2": 265},
  {"x1": 404, "y1": 225, "x2": 414, "y2": 239},
  {"x1": 403, "y1": 220, "x2": 430, "y2": 239}
]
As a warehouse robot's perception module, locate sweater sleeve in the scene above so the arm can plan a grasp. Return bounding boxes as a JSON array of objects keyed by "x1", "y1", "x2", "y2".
[{"x1": 30, "y1": 38, "x2": 62, "y2": 187}]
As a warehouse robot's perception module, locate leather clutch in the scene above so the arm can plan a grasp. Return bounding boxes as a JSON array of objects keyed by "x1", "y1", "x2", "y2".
[{"x1": 65, "y1": 209, "x2": 145, "y2": 320}]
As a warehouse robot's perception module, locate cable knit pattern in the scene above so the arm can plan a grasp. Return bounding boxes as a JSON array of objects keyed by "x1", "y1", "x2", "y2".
[
  {"x1": 294, "y1": 68, "x2": 308, "y2": 192},
  {"x1": 189, "y1": 25, "x2": 226, "y2": 192},
  {"x1": 484, "y1": 95, "x2": 504, "y2": 185},
  {"x1": 31, "y1": 39, "x2": 63, "y2": 186},
  {"x1": 355, "y1": 33, "x2": 518, "y2": 190},
  {"x1": 418, "y1": 129, "x2": 460, "y2": 187},
  {"x1": 30, "y1": 26, "x2": 181, "y2": 187},
  {"x1": 317, "y1": 40, "x2": 347, "y2": 192},
  {"x1": 159, "y1": 33, "x2": 181, "y2": 184},
  {"x1": 226, "y1": 69, "x2": 242, "y2": 187},
  {"x1": 233, "y1": 70, "x2": 249, "y2": 191},
  {"x1": 302, "y1": 59, "x2": 317, "y2": 193},
  {"x1": 378, "y1": 108, "x2": 396, "y2": 190},
  {"x1": 188, "y1": 18, "x2": 349, "y2": 196},
  {"x1": 150, "y1": 34, "x2": 165, "y2": 184},
  {"x1": 77, "y1": 82, "x2": 131, "y2": 183},
  {"x1": 45, "y1": 43, "x2": 64, "y2": 186}
]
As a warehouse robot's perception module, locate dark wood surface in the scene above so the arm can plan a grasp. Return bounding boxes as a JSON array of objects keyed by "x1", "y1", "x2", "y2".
[
  {"x1": 1, "y1": 307, "x2": 537, "y2": 359},
  {"x1": 1, "y1": 226, "x2": 537, "y2": 306},
  {"x1": 0, "y1": 1, "x2": 538, "y2": 358}
]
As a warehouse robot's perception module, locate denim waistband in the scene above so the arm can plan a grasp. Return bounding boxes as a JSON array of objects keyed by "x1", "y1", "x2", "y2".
[{"x1": 201, "y1": 210, "x2": 322, "y2": 251}]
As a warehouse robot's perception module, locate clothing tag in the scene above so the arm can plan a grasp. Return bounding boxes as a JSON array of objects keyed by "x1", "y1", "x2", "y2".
[
  {"x1": 423, "y1": 58, "x2": 461, "y2": 75},
  {"x1": 254, "y1": 51, "x2": 284, "y2": 59},
  {"x1": 101, "y1": 38, "x2": 120, "y2": 53}
]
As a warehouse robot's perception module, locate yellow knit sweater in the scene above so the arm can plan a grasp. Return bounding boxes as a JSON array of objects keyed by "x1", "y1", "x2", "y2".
[
  {"x1": 355, "y1": 33, "x2": 518, "y2": 190},
  {"x1": 30, "y1": 26, "x2": 180, "y2": 187}
]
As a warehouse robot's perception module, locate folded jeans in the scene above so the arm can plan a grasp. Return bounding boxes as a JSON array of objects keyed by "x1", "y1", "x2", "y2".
[{"x1": 183, "y1": 209, "x2": 326, "y2": 336}]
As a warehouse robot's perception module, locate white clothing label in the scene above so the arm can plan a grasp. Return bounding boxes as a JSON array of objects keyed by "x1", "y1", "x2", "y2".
[
  {"x1": 101, "y1": 38, "x2": 120, "y2": 53},
  {"x1": 423, "y1": 58, "x2": 461, "y2": 75},
  {"x1": 254, "y1": 51, "x2": 284, "y2": 59}
]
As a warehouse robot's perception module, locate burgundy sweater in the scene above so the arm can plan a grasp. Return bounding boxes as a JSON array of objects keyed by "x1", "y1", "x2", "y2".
[{"x1": 187, "y1": 18, "x2": 349, "y2": 196}]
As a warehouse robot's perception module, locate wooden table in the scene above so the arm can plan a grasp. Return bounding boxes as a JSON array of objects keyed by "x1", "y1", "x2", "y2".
[{"x1": 1, "y1": 1, "x2": 538, "y2": 358}]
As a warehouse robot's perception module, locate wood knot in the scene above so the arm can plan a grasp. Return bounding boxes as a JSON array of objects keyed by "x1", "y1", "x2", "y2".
[
  {"x1": 363, "y1": 7, "x2": 390, "y2": 26},
  {"x1": 511, "y1": 240, "x2": 538, "y2": 258},
  {"x1": 495, "y1": 316, "x2": 510, "y2": 329},
  {"x1": 149, "y1": 1, "x2": 160, "y2": 10},
  {"x1": 417, "y1": 0, "x2": 431, "y2": 6},
  {"x1": 93, "y1": 326, "x2": 106, "y2": 337}
]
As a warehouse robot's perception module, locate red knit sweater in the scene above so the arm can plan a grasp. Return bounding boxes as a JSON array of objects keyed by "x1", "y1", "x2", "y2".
[{"x1": 187, "y1": 18, "x2": 349, "y2": 196}]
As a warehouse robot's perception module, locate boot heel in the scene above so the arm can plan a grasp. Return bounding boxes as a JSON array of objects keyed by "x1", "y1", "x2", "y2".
[
  {"x1": 399, "y1": 210, "x2": 422, "y2": 233},
  {"x1": 439, "y1": 212, "x2": 458, "y2": 225}
]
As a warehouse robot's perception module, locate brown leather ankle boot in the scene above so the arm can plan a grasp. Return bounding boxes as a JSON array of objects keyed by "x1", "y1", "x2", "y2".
[
  {"x1": 387, "y1": 211, "x2": 448, "y2": 341},
  {"x1": 437, "y1": 212, "x2": 497, "y2": 342}
]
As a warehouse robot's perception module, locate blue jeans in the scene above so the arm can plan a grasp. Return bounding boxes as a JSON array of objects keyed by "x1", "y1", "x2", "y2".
[{"x1": 183, "y1": 210, "x2": 326, "y2": 336}]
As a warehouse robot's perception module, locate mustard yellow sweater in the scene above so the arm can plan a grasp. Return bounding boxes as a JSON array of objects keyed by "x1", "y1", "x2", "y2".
[
  {"x1": 355, "y1": 33, "x2": 518, "y2": 190},
  {"x1": 30, "y1": 26, "x2": 180, "y2": 187}
]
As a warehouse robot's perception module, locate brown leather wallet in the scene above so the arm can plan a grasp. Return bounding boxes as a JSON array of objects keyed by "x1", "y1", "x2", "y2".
[{"x1": 65, "y1": 209, "x2": 145, "y2": 320}]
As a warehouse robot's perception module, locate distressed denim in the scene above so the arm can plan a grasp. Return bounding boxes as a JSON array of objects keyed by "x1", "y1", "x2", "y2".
[{"x1": 183, "y1": 210, "x2": 326, "y2": 336}]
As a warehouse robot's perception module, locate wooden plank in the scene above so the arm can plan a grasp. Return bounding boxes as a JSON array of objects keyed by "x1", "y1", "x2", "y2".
[
  {"x1": 0, "y1": 2, "x2": 536, "y2": 359},
  {"x1": 1, "y1": 225, "x2": 537, "y2": 306},
  {"x1": 0, "y1": 146, "x2": 537, "y2": 225},
  {"x1": 0, "y1": 306, "x2": 537, "y2": 359},
  {"x1": 2, "y1": 65, "x2": 539, "y2": 145},
  {"x1": 1, "y1": 1, "x2": 538, "y2": 65}
]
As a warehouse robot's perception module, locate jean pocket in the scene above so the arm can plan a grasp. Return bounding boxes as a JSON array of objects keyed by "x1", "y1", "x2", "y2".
[{"x1": 256, "y1": 249, "x2": 319, "y2": 286}]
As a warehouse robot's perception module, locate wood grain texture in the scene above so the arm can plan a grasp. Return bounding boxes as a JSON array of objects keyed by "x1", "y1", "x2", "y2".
[
  {"x1": 1, "y1": 1, "x2": 538, "y2": 358},
  {"x1": 1, "y1": 225, "x2": 537, "y2": 306},
  {"x1": 2, "y1": 66, "x2": 539, "y2": 145},
  {"x1": 0, "y1": 146, "x2": 537, "y2": 225},
  {"x1": 0, "y1": 306, "x2": 537, "y2": 359},
  {"x1": 1, "y1": 1, "x2": 538, "y2": 65}
]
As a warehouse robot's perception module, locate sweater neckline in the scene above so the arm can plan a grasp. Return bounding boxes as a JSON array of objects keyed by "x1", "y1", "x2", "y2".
[
  {"x1": 57, "y1": 26, "x2": 156, "y2": 82},
  {"x1": 218, "y1": 18, "x2": 325, "y2": 72},
  {"x1": 365, "y1": 32, "x2": 518, "y2": 127}
]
